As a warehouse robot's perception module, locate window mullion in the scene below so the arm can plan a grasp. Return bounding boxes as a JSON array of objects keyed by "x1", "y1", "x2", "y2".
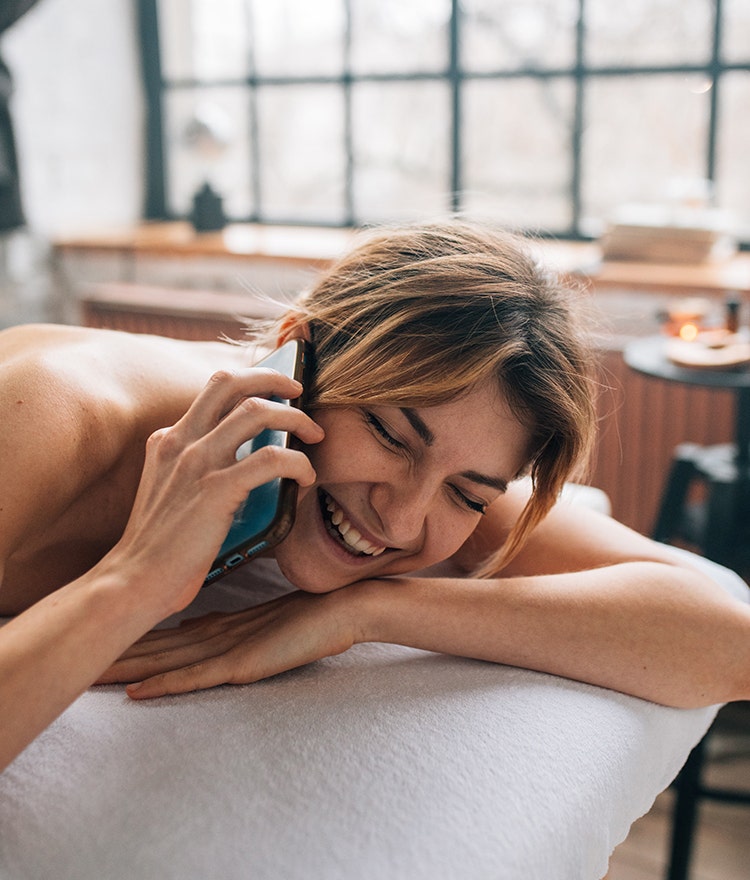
[
  {"x1": 571, "y1": 0, "x2": 585, "y2": 238},
  {"x1": 138, "y1": 0, "x2": 167, "y2": 219},
  {"x1": 246, "y1": 0, "x2": 261, "y2": 222},
  {"x1": 449, "y1": 0, "x2": 461, "y2": 214},
  {"x1": 706, "y1": 0, "x2": 723, "y2": 185},
  {"x1": 343, "y1": 0, "x2": 354, "y2": 226}
]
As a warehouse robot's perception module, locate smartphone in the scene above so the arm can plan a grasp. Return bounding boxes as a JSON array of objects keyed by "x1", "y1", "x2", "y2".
[{"x1": 203, "y1": 339, "x2": 312, "y2": 586}]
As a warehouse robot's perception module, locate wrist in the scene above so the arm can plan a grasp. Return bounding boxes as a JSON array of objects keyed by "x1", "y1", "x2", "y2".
[
  {"x1": 77, "y1": 577, "x2": 152, "y2": 644},
  {"x1": 82, "y1": 551, "x2": 175, "y2": 634},
  {"x1": 340, "y1": 577, "x2": 411, "y2": 646},
  {"x1": 92, "y1": 536, "x2": 210, "y2": 624}
]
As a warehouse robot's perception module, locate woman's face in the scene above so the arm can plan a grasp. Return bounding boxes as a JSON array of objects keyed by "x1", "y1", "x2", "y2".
[{"x1": 272, "y1": 382, "x2": 531, "y2": 592}]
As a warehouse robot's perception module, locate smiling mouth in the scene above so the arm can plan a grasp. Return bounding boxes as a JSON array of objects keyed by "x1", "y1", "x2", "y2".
[{"x1": 319, "y1": 490, "x2": 387, "y2": 557}]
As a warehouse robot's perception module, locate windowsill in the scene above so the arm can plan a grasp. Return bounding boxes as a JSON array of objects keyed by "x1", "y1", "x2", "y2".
[
  {"x1": 53, "y1": 221, "x2": 750, "y2": 296},
  {"x1": 52, "y1": 221, "x2": 355, "y2": 267}
]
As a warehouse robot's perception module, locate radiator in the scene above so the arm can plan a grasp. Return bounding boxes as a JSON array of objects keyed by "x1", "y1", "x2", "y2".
[{"x1": 80, "y1": 282, "x2": 285, "y2": 342}]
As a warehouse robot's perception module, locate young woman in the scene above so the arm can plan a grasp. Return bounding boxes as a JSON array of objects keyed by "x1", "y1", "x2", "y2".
[{"x1": 1, "y1": 221, "x2": 748, "y2": 771}]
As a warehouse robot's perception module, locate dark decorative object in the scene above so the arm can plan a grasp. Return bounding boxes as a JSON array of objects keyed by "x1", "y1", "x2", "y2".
[
  {"x1": 183, "y1": 104, "x2": 231, "y2": 234},
  {"x1": 190, "y1": 182, "x2": 226, "y2": 232}
]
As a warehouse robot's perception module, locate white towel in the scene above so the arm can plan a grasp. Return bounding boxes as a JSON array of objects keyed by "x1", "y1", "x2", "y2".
[{"x1": 1, "y1": 551, "x2": 746, "y2": 880}]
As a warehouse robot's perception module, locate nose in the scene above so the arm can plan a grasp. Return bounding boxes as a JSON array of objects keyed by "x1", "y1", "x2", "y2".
[{"x1": 370, "y1": 477, "x2": 435, "y2": 548}]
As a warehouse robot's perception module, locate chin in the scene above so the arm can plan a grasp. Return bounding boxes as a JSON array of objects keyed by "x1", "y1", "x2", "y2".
[{"x1": 271, "y1": 548, "x2": 347, "y2": 594}]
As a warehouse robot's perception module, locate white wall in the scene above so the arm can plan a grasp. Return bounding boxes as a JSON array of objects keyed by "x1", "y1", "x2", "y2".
[{"x1": 2, "y1": 0, "x2": 144, "y2": 238}]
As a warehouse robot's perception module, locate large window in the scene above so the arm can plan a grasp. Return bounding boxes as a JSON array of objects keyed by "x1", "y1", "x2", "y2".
[{"x1": 139, "y1": 0, "x2": 750, "y2": 241}]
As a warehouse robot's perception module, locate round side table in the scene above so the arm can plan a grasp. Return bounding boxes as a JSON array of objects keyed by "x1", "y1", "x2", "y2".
[{"x1": 624, "y1": 335, "x2": 750, "y2": 569}]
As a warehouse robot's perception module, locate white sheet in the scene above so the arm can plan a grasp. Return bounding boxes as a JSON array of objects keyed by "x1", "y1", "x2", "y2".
[{"x1": 1, "y1": 550, "x2": 747, "y2": 880}]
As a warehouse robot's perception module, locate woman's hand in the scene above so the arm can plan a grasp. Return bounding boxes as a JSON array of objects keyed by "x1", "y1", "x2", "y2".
[
  {"x1": 0, "y1": 361, "x2": 326, "y2": 771},
  {"x1": 97, "y1": 590, "x2": 359, "y2": 699},
  {"x1": 108, "y1": 367, "x2": 324, "y2": 619}
]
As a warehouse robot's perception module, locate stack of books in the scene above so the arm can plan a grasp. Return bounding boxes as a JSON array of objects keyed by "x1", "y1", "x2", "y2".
[{"x1": 601, "y1": 205, "x2": 736, "y2": 264}]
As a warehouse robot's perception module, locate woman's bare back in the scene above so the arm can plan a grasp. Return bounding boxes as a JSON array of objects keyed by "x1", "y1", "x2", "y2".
[{"x1": 0, "y1": 324, "x2": 249, "y2": 613}]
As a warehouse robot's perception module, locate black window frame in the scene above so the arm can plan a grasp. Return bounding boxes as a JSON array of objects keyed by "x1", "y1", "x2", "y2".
[{"x1": 138, "y1": 0, "x2": 750, "y2": 244}]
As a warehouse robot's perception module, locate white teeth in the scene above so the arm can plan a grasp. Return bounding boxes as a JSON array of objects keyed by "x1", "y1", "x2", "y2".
[
  {"x1": 323, "y1": 493, "x2": 386, "y2": 557},
  {"x1": 343, "y1": 527, "x2": 360, "y2": 546}
]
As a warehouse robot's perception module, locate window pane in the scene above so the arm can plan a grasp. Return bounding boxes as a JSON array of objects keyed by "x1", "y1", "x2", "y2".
[
  {"x1": 251, "y1": 0, "x2": 345, "y2": 76},
  {"x1": 351, "y1": 82, "x2": 450, "y2": 222},
  {"x1": 461, "y1": 0, "x2": 578, "y2": 72},
  {"x1": 723, "y1": 0, "x2": 750, "y2": 63},
  {"x1": 716, "y1": 72, "x2": 750, "y2": 239},
  {"x1": 586, "y1": 0, "x2": 713, "y2": 66},
  {"x1": 581, "y1": 75, "x2": 710, "y2": 233},
  {"x1": 164, "y1": 88, "x2": 253, "y2": 218},
  {"x1": 257, "y1": 86, "x2": 346, "y2": 223},
  {"x1": 349, "y1": 0, "x2": 451, "y2": 74},
  {"x1": 462, "y1": 78, "x2": 574, "y2": 232},
  {"x1": 159, "y1": 0, "x2": 251, "y2": 80}
]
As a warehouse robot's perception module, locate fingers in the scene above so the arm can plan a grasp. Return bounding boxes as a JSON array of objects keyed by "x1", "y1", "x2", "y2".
[
  {"x1": 100, "y1": 637, "x2": 225, "y2": 685},
  {"x1": 97, "y1": 609, "x2": 266, "y2": 684},
  {"x1": 97, "y1": 596, "x2": 320, "y2": 698},
  {"x1": 100, "y1": 612, "x2": 233, "y2": 664},
  {"x1": 174, "y1": 367, "x2": 314, "y2": 444},
  {"x1": 125, "y1": 657, "x2": 237, "y2": 699},
  {"x1": 206, "y1": 396, "x2": 323, "y2": 466},
  {"x1": 155, "y1": 367, "x2": 324, "y2": 481},
  {"x1": 233, "y1": 445, "x2": 318, "y2": 492},
  {"x1": 122, "y1": 613, "x2": 226, "y2": 648},
  {"x1": 105, "y1": 627, "x2": 262, "y2": 699}
]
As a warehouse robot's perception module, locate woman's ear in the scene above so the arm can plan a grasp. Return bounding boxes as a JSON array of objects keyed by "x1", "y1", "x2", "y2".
[{"x1": 276, "y1": 309, "x2": 312, "y2": 346}]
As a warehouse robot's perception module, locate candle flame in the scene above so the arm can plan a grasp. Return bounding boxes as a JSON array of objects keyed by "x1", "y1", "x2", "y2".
[{"x1": 679, "y1": 322, "x2": 699, "y2": 342}]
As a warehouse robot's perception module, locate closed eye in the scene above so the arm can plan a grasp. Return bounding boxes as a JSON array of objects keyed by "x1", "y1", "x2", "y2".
[
  {"x1": 364, "y1": 411, "x2": 405, "y2": 450},
  {"x1": 450, "y1": 486, "x2": 487, "y2": 515}
]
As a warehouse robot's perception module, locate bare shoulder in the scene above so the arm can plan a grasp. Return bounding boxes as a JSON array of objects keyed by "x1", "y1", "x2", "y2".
[
  {"x1": 0, "y1": 324, "x2": 134, "y2": 440},
  {"x1": 1, "y1": 324, "x2": 171, "y2": 449},
  {"x1": 0, "y1": 324, "x2": 244, "y2": 570},
  {"x1": 0, "y1": 323, "x2": 247, "y2": 415},
  {"x1": 0, "y1": 327, "x2": 135, "y2": 561}
]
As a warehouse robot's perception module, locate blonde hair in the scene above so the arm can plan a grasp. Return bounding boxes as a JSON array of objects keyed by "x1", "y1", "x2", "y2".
[{"x1": 272, "y1": 220, "x2": 597, "y2": 575}]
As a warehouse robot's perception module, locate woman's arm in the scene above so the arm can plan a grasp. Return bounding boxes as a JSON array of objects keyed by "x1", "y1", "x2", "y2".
[
  {"x1": 1, "y1": 560, "x2": 166, "y2": 771},
  {"x1": 101, "y1": 495, "x2": 750, "y2": 710},
  {"x1": 358, "y1": 559, "x2": 750, "y2": 708},
  {"x1": 0, "y1": 367, "x2": 324, "y2": 771}
]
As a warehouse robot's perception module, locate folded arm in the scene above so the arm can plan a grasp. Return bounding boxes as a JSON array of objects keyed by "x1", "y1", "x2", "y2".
[
  {"x1": 359, "y1": 559, "x2": 750, "y2": 708},
  {"x1": 104, "y1": 495, "x2": 750, "y2": 709}
]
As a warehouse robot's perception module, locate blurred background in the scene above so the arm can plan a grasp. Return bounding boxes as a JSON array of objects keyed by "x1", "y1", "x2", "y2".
[
  {"x1": 1, "y1": 0, "x2": 749, "y2": 302},
  {"x1": 7, "y1": 0, "x2": 750, "y2": 231}
]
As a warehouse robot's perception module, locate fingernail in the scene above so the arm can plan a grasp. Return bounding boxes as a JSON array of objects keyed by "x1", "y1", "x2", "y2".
[{"x1": 126, "y1": 681, "x2": 143, "y2": 694}]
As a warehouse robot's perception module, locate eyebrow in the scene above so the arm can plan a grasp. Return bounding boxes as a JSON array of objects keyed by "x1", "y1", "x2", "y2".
[
  {"x1": 400, "y1": 407, "x2": 435, "y2": 446},
  {"x1": 460, "y1": 470, "x2": 509, "y2": 493},
  {"x1": 400, "y1": 407, "x2": 509, "y2": 493}
]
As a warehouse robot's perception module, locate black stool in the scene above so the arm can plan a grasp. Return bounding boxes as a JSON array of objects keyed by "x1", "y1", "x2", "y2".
[
  {"x1": 652, "y1": 441, "x2": 750, "y2": 571},
  {"x1": 624, "y1": 337, "x2": 750, "y2": 880},
  {"x1": 654, "y1": 443, "x2": 750, "y2": 878},
  {"x1": 666, "y1": 710, "x2": 750, "y2": 880}
]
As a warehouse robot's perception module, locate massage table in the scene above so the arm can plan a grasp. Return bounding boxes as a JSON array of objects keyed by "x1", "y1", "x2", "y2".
[{"x1": 1, "y1": 532, "x2": 747, "y2": 879}]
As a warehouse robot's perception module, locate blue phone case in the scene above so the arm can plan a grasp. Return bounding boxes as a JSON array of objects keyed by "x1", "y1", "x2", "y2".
[{"x1": 203, "y1": 339, "x2": 311, "y2": 585}]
